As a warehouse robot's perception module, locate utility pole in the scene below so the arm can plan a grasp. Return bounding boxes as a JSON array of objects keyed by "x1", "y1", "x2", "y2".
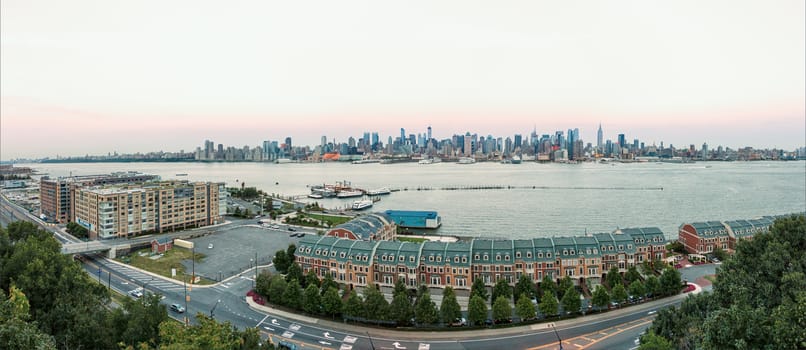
[
  {"x1": 552, "y1": 324, "x2": 563, "y2": 350},
  {"x1": 183, "y1": 274, "x2": 189, "y2": 326},
  {"x1": 254, "y1": 251, "x2": 258, "y2": 289}
]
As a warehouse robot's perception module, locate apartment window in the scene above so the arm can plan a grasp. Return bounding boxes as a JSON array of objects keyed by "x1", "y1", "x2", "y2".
[
  {"x1": 429, "y1": 256, "x2": 434, "y2": 262},
  {"x1": 526, "y1": 252, "x2": 532, "y2": 258},
  {"x1": 454, "y1": 257, "x2": 459, "y2": 263},
  {"x1": 516, "y1": 252, "x2": 521, "y2": 258},
  {"x1": 496, "y1": 255, "x2": 501, "y2": 261}
]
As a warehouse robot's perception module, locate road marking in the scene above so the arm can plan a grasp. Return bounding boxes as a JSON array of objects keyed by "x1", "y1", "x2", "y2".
[
  {"x1": 339, "y1": 345, "x2": 353, "y2": 350},
  {"x1": 527, "y1": 317, "x2": 654, "y2": 350},
  {"x1": 256, "y1": 314, "x2": 269, "y2": 328},
  {"x1": 418, "y1": 343, "x2": 430, "y2": 350}
]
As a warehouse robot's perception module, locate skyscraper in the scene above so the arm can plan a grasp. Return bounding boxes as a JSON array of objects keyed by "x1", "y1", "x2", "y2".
[
  {"x1": 427, "y1": 126, "x2": 432, "y2": 141},
  {"x1": 618, "y1": 134, "x2": 626, "y2": 148},
  {"x1": 597, "y1": 123, "x2": 603, "y2": 152},
  {"x1": 400, "y1": 128, "x2": 406, "y2": 143}
]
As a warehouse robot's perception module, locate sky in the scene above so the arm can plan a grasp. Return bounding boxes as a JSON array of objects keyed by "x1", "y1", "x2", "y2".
[{"x1": 1, "y1": 0, "x2": 804, "y2": 159}]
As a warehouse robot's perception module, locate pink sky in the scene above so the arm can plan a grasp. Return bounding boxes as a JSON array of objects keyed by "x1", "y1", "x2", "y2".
[{"x1": 2, "y1": 0, "x2": 804, "y2": 159}]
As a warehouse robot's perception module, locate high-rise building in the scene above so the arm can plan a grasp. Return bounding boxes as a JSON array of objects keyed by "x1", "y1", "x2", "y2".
[
  {"x1": 400, "y1": 128, "x2": 406, "y2": 143},
  {"x1": 513, "y1": 134, "x2": 522, "y2": 151},
  {"x1": 427, "y1": 126, "x2": 432, "y2": 141},
  {"x1": 73, "y1": 180, "x2": 226, "y2": 239},
  {"x1": 597, "y1": 123, "x2": 603, "y2": 152},
  {"x1": 618, "y1": 134, "x2": 626, "y2": 148}
]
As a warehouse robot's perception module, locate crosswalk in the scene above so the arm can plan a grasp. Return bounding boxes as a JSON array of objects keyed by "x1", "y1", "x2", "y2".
[{"x1": 108, "y1": 262, "x2": 185, "y2": 292}]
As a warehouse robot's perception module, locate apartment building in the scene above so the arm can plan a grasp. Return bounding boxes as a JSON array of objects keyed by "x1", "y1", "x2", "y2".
[
  {"x1": 325, "y1": 212, "x2": 397, "y2": 241},
  {"x1": 39, "y1": 172, "x2": 160, "y2": 223},
  {"x1": 678, "y1": 216, "x2": 779, "y2": 255},
  {"x1": 296, "y1": 226, "x2": 666, "y2": 291},
  {"x1": 73, "y1": 180, "x2": 226, "y2": 239}
]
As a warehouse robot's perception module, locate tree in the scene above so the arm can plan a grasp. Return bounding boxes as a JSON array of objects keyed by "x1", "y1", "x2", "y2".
[
  {"x1": 363, "y1": 287, "x2": 389, "y2": 321},
  {"x1": 302, "y1": 284, "x2": 321, "y2": 314},
  {"x1": 467, "y1": 295, "x2": 488, "y2": 326},
  {"x1": 65, "y1": 222, "x2": 89, "y2": 239},
  {"x1": 282, "y1": 279, "x2": 302, "y2": 310},
  {"x1": 561, "y1": 286, "x2": 581, "y2": 315},
  {"x1": 491, "y1": 278, "x2": 512, "y2": 303},
  {"x1": 159, "y1": 313, "x2": 269, "y2": 350},
  {"x1": 0, "y1": 287, "x2": 57, "y2": 350},
  {"x1": 666, "y1": 241, "x2": 685, "y2": 254},
  {"x1": 393, "y1": 278, "x2": 408, "y2": 299},
  {"x1": 492, "y1": 296, "x2": 512, "y2": 323},
  {"x1": 629, "y1": 280, "x2": 646, "y2": 299},
  {"x1": 645, "y1": 276, "x2": 661, "y2": 298},
  {"x1": 267, "y1": 275, "x2": 286, "y2": 305},
  {"x1": 557, "y1": 276, "x2": 573, "y2": 299},
  {"x1": 285, "y1": 262, "x2": 304, "y2": 285},
  {"x1": 606, "y1": 265, "x2": 622, "y2": 289},
  {"x1": 255, "y1": 271, "x2": 273, "y2": 296},
  {"x1": 591, "y1": 285, "x2": 610, "y2": 311},
  {"x1": 638, "y1": 331, "x2": 674, "y2": 350},
  {"x1": 514, "y1": 274, "x2": 535, "y2": 302},
  {"x1": 659, "y1": 267, "x2": 682, "y2": 296},
  {"x1": 272, "y1": 250, "x2": 289, "y2": 274},
  {"x1": 389, "y1": 293, "x2": 414, "y2": 326},
  {"x1": 470, "y1": 277, "x2": 489, "y2": 302},
  {"x1": 414, "y1": 291, "x2": 439, "y2": 325},
  {"x1": 515, "y1": 294, "x2": 536, "y2": 321},
  {"x1": 540, "y1": 275, "x2": 556, "y2": 298},
  {"x1": 440, "y1": 286, "x2": 462, "y2": 324},
  {"x1": 625, "y1": 266, "x2": 641, "y2": 284},
  {"x1": 342, "y1": 291, "x2": 365, "y2": 319},
  {"x1": 539, "y1": 293, "x2": 559, "y2": 317},
  {"x1": 320, "y1": 273, "x2": 339, "y2": 296},
  {"x1": 712, "y1": 245, "x2": 727, "y2": 261},
  {"x1": 611, "y1": 284, "x2": 628, "y2": 305},
  {"x1": 321, "y1": 287, "x2": 342, "y2": 318},
  {"x1": 305, "y1": 270, "x2": 320, "y2": 289}
]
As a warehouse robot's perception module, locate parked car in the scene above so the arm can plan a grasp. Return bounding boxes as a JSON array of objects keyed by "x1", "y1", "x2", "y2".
[
  {"x1": 297, "y1": 233, "x2": 305, "y2": 238},
  {"x1": 277, "y1": 341, "x2": 297, "y2": 350},
  {"x1": 208, "y1": 243, "x2": 214, "y2": 249},
  {"x1": 170, "y1": 303, "x2": 185, "y2": 313},
  {"x1": 449, "y1": 317, "x2": 467, "y2": 327},
  {"x1": 287, "y1": 226, "x2": 296, "y2": 231},
  {"x1": 129, "y1": 289, "x2": 143, "y2": 298}
]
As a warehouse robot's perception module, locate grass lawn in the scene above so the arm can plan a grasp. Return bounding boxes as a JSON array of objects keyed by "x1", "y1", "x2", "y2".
[
  {"x1": 120, "y1": 248, "x2": 214, "y2": 285},
  {"x1": 397, "y1": 236, "x2": 428, "y2": 243},
  {"x1": 704, "y1": 275, "x2": 717, "y2": 283},
  {"x1": 304, "y1": 213, "x2": 352, "y2": 227}
]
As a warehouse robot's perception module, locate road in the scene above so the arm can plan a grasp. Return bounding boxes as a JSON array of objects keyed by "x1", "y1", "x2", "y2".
[{"x1": 3, "y1": 191, "x2": 700, "y2": 350}]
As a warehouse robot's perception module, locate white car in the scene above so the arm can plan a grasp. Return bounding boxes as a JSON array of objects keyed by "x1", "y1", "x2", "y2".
[
  {"x1": 208, "y1": 243, "x2": 214, "y2": 249},
  {"x1": 129, "y1": 289, "x2": 143, "y2": 298}
]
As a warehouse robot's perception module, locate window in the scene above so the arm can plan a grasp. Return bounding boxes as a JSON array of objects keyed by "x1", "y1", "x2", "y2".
[
  {"x1": 505, "y1": 255, "x2": 510, "y2": 261},
  {"x1": 618, "y1": 245, "x2": 624, "y2": 250},
  {"x1": 527, "y1": 252, "x2": 532, "y2": 258},
  {"x1": 462, "y1": 257, "x2": 468, "y2": 263},
  {"x1": 429, "y1": 256, "x2": 434, "y2": 262},
  {"x1": 437, "y1": 256, "x2": 442, "y2": 262},
  {"x1": 399, "y1": 256, "x2": 404, "y2": 262},
  {"x1": 496, "y1": 255, "x2": 501, "y2": 261},
  {"x1": 547, "y1": 253, "x2": 552, "y2": 258},
  {"x1": 454, "y1": 257, "x2": 459, "y2": 263},
  {"x1": 483, "y1": 255, "x2": 489, "y2": 261},
  {"x1": 516, "y1": 252, "x2": 521, "y2": 258}
]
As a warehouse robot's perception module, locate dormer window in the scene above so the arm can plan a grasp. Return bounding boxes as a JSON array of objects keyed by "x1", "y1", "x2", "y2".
[
  {"x1": 496, "y1": 255, "x2": 501, "y2": 261},
  {"x1": 526, "y1": 252, "x2": 532, "y2": 258}
]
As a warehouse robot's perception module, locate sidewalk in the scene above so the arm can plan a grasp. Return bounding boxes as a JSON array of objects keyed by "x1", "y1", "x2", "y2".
[{"x1": 245, "y1": 292, "x2": 688, "y2": 341}]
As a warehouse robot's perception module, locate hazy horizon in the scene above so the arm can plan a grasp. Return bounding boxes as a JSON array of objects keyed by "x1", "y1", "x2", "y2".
[{"x1": 2, "y1": 0, "x2": 804, "y2": 159}]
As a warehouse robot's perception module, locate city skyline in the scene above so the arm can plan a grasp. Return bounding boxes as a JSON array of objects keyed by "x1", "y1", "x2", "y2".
[{"x1": 2, "y1": 0, "x2": 805, "y2": 159}]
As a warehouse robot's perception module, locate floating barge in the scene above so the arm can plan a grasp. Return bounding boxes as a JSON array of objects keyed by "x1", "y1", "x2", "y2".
[{"x1": 384, "y1": 210, "x2": 442, "y2": 229}]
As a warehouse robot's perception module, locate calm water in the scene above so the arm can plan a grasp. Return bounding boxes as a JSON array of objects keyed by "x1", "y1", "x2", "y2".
[{"x1": 23, "y1": 161, "x2": 806, "y2": 239}]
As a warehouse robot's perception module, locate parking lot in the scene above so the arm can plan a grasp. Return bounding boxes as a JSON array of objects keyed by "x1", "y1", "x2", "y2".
[{"x1": 183, "y1": 221, "x2": 309, "y2": 282}]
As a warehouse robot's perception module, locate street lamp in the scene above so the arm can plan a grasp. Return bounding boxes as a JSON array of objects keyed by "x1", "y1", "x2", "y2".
[{"x1": 210, "y1": 299, "x2": 222, "y2": 318}]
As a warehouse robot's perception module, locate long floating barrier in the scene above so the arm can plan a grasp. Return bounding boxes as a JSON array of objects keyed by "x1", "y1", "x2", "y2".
[{"x1": 403, "y1": 185, "x2": 664, "y2": 191}]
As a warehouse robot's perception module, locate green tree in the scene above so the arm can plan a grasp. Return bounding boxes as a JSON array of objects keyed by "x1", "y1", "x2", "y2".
[
  {"x1": 389, "y1": 293, "x2": 414, "y2": 326},
  {"x1": 561, "y1": 286, "x2": 581, "y2": 315},
  {"x1": 467, "y1": 295, "x2": 488, "y2": 326},
  {"x1": 159, "y1": 313, "x2": 269, "y2": 350},
  {"x1": 414, "y1": 290, "x2": 439, "y2": 325},
  {"x1": 515, "y1": 293, "x2": 536, "y2": 321},
  {"x1": 611, "y1": 284, "x2": 628, "y2": 305},
  {"x1": 267, "y1": 275, "x2": 286, "y2": 305},
  {"x1": 0, "y1": 287, "x2": 57, "y2": 350},
  {"x1": 666, "y1": 241, "x2": 685, "y2": 254},
  {"x1": 440, "y1": 286, "x2": 462, "y2": 324},
  {"x1": 305, "y1": 270, "x2": 320, "y2": 289},
  {"x1": 321, "y1": 287, "x2": 343, "y2": 318},
  {"x1": 343, "y1": 291, "x2": 365, "y2": 319},
  {"x1": 540, "y1": 275, "x2": 556, "y2": 298},
  {"x1": 638, "y1": 331, "x2": 674, "y2": 350},
  {"x1": 625, "y1": 266, "x2": 641, "y2": 284},
  {"x1": 591, "y1": 285, "x2": 610, "y2": 311},
  {"x1": 659, "y1": 267, "x2": 682, "y2": 296},
  {"x1": 282, "y1": 279, "x2": 302, "y2": 310},
  {"x1": 393, "y1": 277, "x2": 408, "y2": 299},
  {"x1": 302, "y1": 284, "x2": 321, "y2": 314},
  {"x1": 629, "y1": 280, "x2": 646, "y2": 299},
  {"x1": 538, "y1": 293, "x2": 559, "y2": 317},
  {"x1": 272, "y1": 250, "x2": 289, "y2": 274},
  {"x1": 514, "y1": 274, "x2": 535, "y2": 302},
  {"x1": 363, "y1": 287, "x2": 389, "y2": 321},
  {"x1": 645, "y1": 276, "x2": 661, "y2": 297},
  {"x1": 606, "y1": 265, "x2": 622, "y2": 289},
  {"x1": 492, "y1": 296, "x2": 512, "y2": 323},
  {"x1": 285, "y1": 263, "x2": 304, "y2": 285},
  {"x1": 470, "y1": 277, "x2": 489, "y2": 302},
  {"x1": 491, "y1": 278, "x2": 512, "y2": 303},
  {"x1": 320, "y1": 273, "x2": 339, "y2": 296},
  {"x1": 557, "y1": 276, "x2": 573, "y2": 299},
  {"x1": 711, "y1": 245, "x2": 727, "y2": 261},
  {"x1": 255, "y1": 271, "x2": 273, "y2": 296}
]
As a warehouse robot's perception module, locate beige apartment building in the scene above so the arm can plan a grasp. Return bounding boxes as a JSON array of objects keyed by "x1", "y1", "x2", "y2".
[{"x1": 74, "y1": 181, "x2": 226, "y2": 239}]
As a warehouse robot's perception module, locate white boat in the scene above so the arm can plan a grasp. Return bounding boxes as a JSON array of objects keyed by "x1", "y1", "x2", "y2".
[
  {"x1": 337, "y1": 190, "x2": 364, "y2": 198},
  {"x1": 458, "y1": 157, "x2": 476, "y2": 164},
  {"x1": 307, "y1": 193, "x2": 323, "y2": 199},
  {"x1": 275, "y1": 158, "x2": 293, "y2": 164},
  {"x1": 366, "y1": 187, "x2": 391, "y2": 196},
  {"x1": 352, "y1": 199, "x2": 373, "y2": 210},
  {"x1": 418, "y1": 159, "x2": 433, "y2": 164}
]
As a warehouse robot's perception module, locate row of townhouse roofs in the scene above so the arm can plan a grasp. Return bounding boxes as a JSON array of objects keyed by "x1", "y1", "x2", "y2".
[
  {"x1": 678, "y1": 213, "x2": 805, "y2": 255},
  {"x1": 296, "y1": 212, "x2": 798, "y2": 291},
  {"x1": 39, "y1": 172, "x2": 227, "y2": 239}
]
